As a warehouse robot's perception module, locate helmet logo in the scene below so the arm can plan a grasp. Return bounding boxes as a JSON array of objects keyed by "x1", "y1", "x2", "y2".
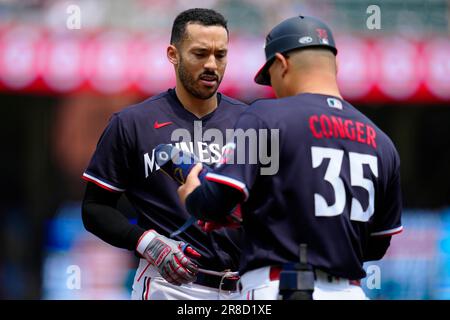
[
  {"x1": 316, "y1": 28, "x2": 329, "y2": 45},
  {"x1": 299, "y1": 36, "x2": 313, "y2": 44}
]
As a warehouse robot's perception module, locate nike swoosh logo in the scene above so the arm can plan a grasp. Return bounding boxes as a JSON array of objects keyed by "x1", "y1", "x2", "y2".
[{"x1": 154, "y1": 121, "x2": 173, "y2": 129}]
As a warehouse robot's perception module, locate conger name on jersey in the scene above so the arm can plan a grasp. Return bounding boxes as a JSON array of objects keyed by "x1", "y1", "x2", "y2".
[{"x1": 309, "y1": 114, "x2": 377, "y2": 149}]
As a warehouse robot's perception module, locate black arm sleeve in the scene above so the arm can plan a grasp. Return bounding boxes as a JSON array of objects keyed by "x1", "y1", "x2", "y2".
[
  {"x1": 363, "y1": 236, "x2": 392, "y2": 262},
  {"x1": 81, "y1": 182, "x2": 146, "y2": 251},
  {"x1": 185, "y1": 180, "x2": 243, "y2": 222}
]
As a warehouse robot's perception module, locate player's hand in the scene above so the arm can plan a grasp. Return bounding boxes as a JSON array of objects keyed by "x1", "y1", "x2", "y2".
[
  {"x1": 177, "y1": 163, "x2": 203, "y2": 205},
  {"x1": 198, "y1": 220, "x2": 241, "y2": 232},
  {"x1": 197, "y1": 205, "x2": 243, "y2": 232},
  {"x1": 136, "y1": 230, "x2": 201, "y2": 286}
]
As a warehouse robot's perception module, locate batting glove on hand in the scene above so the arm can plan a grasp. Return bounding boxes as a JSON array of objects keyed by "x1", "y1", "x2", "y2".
[{"x1": 136, "y1": 230, "x2": 201, "y2": 286}]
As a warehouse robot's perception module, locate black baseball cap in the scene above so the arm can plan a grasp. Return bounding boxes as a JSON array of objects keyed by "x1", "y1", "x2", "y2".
[{"x1": 254, "y1": 15, "x2": 337, "y2": 86}]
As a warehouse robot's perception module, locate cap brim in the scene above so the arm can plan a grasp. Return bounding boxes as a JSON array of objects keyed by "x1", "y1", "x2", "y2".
[{"x1": 254, "y1": 60, "x2": 272, "y2": 86}]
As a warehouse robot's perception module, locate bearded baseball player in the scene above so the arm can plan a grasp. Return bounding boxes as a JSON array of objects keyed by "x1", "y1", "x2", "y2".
[
  {"x1": 81, "y1": 8, "x2": 246, "y2": 300},
  {"x1": 178, "y1": 16, "x2": 403, "y2": 300}
]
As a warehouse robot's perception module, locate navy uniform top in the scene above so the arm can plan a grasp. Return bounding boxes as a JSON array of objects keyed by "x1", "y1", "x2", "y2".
[
  {"x1": 83, "y1": 89, "x2": 247, "y2": 271},
  {"x1": 189, "y1": 93, "x2": 402, "y2": 279}
]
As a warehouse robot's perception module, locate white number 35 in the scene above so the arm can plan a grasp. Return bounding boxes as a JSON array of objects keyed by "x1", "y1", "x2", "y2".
[{"x1": 311, "y1": 146, "x2": 378, "y2": 222}]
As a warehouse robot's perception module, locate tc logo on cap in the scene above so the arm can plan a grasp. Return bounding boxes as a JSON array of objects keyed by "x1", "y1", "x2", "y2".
[{"x1": 316, "y1": 28, "x2": 329, "y2": 45}]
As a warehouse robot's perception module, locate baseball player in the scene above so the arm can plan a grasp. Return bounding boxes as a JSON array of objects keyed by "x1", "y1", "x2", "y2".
[
  {"x1": 178, "y1": 16, "x2": 403, "y2": 300},
  {"x1": 81, "y1": 8, "x2": 247, "y2": 300}
]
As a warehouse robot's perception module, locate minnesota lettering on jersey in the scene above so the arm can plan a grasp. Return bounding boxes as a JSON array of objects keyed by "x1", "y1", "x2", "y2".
[
  {"x1": 143, "y1": 119, "x2": 281, "y2": 178},
  {"x1": 144, "y1": 142, "x2": 222, "y2": 178}
]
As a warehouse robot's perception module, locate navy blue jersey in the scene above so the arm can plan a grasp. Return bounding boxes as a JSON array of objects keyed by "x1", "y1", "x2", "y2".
[
  {"x1": 83, "y1": 89, "x2": 247, "y2": 271},
  {"x1": 206, "y1": 93, "x2": 402, "y2": 279}
]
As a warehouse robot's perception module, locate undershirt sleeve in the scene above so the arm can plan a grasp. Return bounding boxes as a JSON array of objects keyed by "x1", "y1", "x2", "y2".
[{"x1": 81, "y1": 182, "x2": 145, "y2": 251}]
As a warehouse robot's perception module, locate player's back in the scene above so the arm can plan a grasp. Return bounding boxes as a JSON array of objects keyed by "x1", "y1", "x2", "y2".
[{"x1": 239, "y1": 93, "x2": 402, "y2": 279}]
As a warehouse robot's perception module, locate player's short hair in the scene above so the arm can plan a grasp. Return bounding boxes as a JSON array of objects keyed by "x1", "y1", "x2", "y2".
[{"x1": 170, "y1": 8, "x2": 229, "y2": 47}]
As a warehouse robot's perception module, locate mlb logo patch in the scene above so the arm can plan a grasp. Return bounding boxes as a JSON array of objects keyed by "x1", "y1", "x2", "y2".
[{"x1": 327, "y1": 98, "x2": 343, "y2": 110}]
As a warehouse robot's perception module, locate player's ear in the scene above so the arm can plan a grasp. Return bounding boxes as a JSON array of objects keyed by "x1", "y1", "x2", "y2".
[
  {"x1": 274, "y1": 53, "x2": 289, "y2": 78},
  {"x1": 167, "y1": 45, "x2": 179, "y2": 66}
]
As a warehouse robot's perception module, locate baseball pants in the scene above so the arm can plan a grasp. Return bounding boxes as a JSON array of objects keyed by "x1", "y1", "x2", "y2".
[
  {"x1": 240, "y1": 266, "x2": 368, "y2": 300},
  {"x1": 131, "y1": 258, "x2": 240, "y2": 300}
]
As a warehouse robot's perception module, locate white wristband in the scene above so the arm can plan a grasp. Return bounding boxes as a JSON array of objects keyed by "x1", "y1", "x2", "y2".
[{"x1": 136, "y1": 230, "x2": 157, "y2": 256}]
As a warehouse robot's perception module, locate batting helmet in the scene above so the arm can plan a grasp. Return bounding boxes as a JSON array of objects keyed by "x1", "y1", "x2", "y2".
[{"x1": 254, "y1": 15, "x2": 338, "y2": 86}]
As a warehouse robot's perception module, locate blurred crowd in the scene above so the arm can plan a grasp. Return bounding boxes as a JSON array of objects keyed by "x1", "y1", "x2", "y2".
[{"x1": 0, "y1": 0, "x2": 448, "y2": 36}]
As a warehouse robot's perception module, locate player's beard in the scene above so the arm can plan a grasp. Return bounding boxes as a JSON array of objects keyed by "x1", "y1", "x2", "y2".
[{"x1": 178, "y1": 57, "x2": 222, "y2": 100}]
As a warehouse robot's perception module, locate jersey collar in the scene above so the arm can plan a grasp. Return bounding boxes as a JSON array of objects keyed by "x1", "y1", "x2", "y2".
[{"x1": 167, "y1": 88, "x2": 221, "y2": 123}]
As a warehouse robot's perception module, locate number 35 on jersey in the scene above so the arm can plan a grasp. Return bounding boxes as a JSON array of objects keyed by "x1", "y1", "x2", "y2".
[{"x1": 311, "y1": 146, "x2": 378, "y2": 222}]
